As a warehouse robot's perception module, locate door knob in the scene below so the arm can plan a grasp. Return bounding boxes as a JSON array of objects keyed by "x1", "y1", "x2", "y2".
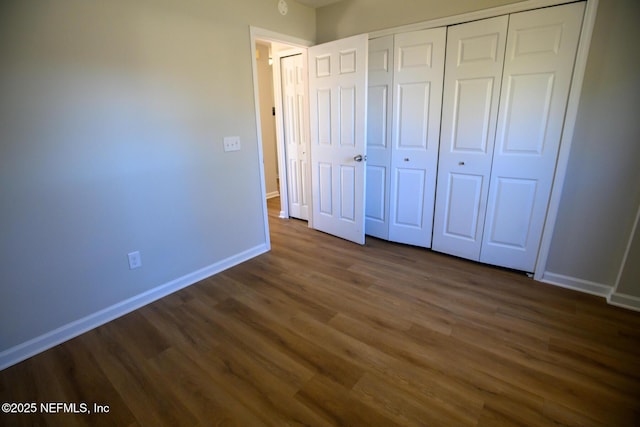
[{"x1": 354, "y1": 154, "x2": 365, "y2": 162}]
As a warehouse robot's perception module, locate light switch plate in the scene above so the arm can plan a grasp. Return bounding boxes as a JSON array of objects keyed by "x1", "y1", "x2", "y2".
[{"x1": 223, "y1": 136, "x2": 241, "y2": 152}]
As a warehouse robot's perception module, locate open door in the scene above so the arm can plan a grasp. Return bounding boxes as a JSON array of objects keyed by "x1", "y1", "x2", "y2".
[
  {"x1": 308, "y1": 34, "x2": 368, "y2": 244},
  {"x1": 280, "y1": 53, "x2": 310, "y2": 221}
]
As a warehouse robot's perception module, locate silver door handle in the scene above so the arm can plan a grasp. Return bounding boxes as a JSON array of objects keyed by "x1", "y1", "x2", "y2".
[{"x1": 353, "y1": 154, "x2": 366, "y2": 162}]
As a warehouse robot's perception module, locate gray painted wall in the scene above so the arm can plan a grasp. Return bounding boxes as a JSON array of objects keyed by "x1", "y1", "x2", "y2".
[
  {"x1": 545, "y1": 0, "x2": 640, "y2": 289},
  {"x1": 0, "y1": 0, "x2": 315, "y2": 352}
]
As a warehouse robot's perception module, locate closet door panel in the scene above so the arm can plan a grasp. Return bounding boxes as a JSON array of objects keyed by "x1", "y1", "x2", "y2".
[
  {"x1": 451, "y1": 77, "x2": 496, "y2": 152},
  {"x1": 443, "y1": 173, "x2": 484, "y2": 239},
  {"x1": 365, "y1": 165, "x2": 386, "y2": 224},
  {"x1": 389, "y1": 28, "x2": 446, "y2": 248},
  {"x1": 481, "y1": 2, "x2": 585, "y2": 271},
  {"x1": 365, "y1": 36, "x2": 394, "y2": 239},
  {"x1": 433, "y1": 16, "x2": 508, "y2": 260},
  {"x1": 394, "y1": 168, "x2": 426, "y2": 227},
  {"x1": 500, "y1": 73, "x2": 555, "y2": 153},
  {"x1": 396, "y1": 83, "x2": 431, "y2": 148},
  {"x1": 486, "y1": 177, "x2": 537, "y2": 248}
]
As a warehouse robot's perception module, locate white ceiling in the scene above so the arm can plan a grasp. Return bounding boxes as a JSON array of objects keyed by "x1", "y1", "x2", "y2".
[{"x1": 294, "y1": 0, "x2": 344, "y2": 8}]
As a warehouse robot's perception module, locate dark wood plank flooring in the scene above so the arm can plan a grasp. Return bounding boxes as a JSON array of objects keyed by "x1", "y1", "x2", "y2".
[{"x1": 1, "y1": 197, "x2": 639, "y2": 426}]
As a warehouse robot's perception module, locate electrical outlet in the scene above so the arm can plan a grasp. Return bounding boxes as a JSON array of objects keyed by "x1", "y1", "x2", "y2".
[
  {"x1": 128, "y1": 251, "x2": 142, "y2": 270},
  {"x1": 223, "y1": 136, "x2": 241, "y2": 152}
]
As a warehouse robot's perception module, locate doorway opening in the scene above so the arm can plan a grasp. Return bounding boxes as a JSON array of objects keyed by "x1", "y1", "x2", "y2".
[
  {"x1": 251, "y1": 28, "x2": 313, "y2": 239},
  {"x1": 251, "y1": 28, "x2": 369, "y2": 247}
]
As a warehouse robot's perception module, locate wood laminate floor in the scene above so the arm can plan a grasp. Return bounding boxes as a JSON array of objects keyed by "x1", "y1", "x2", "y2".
[{"x1": 1, "y1": 197, "x2": 639, "y2": 426}]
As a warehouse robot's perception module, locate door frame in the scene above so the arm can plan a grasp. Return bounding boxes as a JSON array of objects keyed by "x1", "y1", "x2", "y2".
[{"x1": 249, "y1": 27, "x2": 314, "y2": 243}]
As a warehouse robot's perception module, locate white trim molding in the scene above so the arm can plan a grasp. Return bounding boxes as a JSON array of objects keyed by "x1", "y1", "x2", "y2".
[
  {"x1": 540, "y1": 271, "x2": 612, "y2": 297},
  {"x1": 611, "y1": 200, "x2": 640, "y2": 293},
  {"x1": 250, "y1": 27, "x2": 314, "y2": 49},
  {"x1": 250, "y1": 28, "x2": 273, "y2": 254},
  {"x1": 608, "y1": 293, "x2": 640, "y2": 313},
  {"x1": 266, "y1": 191, "x2": 280, "y2": 199},
  {"x1": 0, "y1": 244, "x2": 269, "y2": 371}
]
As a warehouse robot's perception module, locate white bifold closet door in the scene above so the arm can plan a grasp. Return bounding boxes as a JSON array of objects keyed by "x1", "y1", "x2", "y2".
[
  {"x1": 388, "y1": 28, "x2": 446, "y2": 247},
  {"x1": 432, "y1": 16, "x2": 508, "y2": 260},
  {"x1": 365, "y1": 35, "x2": 394, "y2": 240},
  {"x1": 433, "y1": 2, "x2": 585, "y2": 272},
  {"x1": 480, "y1": 2, "x2": 585, "y2": 271}
]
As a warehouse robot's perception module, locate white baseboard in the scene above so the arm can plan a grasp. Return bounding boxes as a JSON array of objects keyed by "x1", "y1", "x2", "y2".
[
  {"x1": 608, "y1": 292, "x2": 640, "y2": 312},
  {"x1": 279, "y1": 210, "x2": 287, "y2": 219},
  {"x1": 0, "y1": 243, "x2": 269, "y2": 371},
  {"x1": 266, "y1": 191, "x2": 280, "y2": 199},
  {"x1": 540, "y1": 271, "x2": 612, "y2": 297}
]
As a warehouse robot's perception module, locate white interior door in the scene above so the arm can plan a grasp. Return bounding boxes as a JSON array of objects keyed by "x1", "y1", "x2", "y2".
[
  {"x1": 281, "y1": 54, "x2": 310, "y2": 220},
  {"x1": 432, "y1": 16, "x2": 508, "y2": 260},
  {"x1": 309, "y1": 34, "x2": 368, "y2": 244},
  {"x1": 480, "y1": 2, "x2": 585, "y2": 271},
  {"x1": 365, "y1": 35, "x2": 394, "y2": 240},
  {"x1": 388, "y1": 28, "x2": 446, "y2": 248}
]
